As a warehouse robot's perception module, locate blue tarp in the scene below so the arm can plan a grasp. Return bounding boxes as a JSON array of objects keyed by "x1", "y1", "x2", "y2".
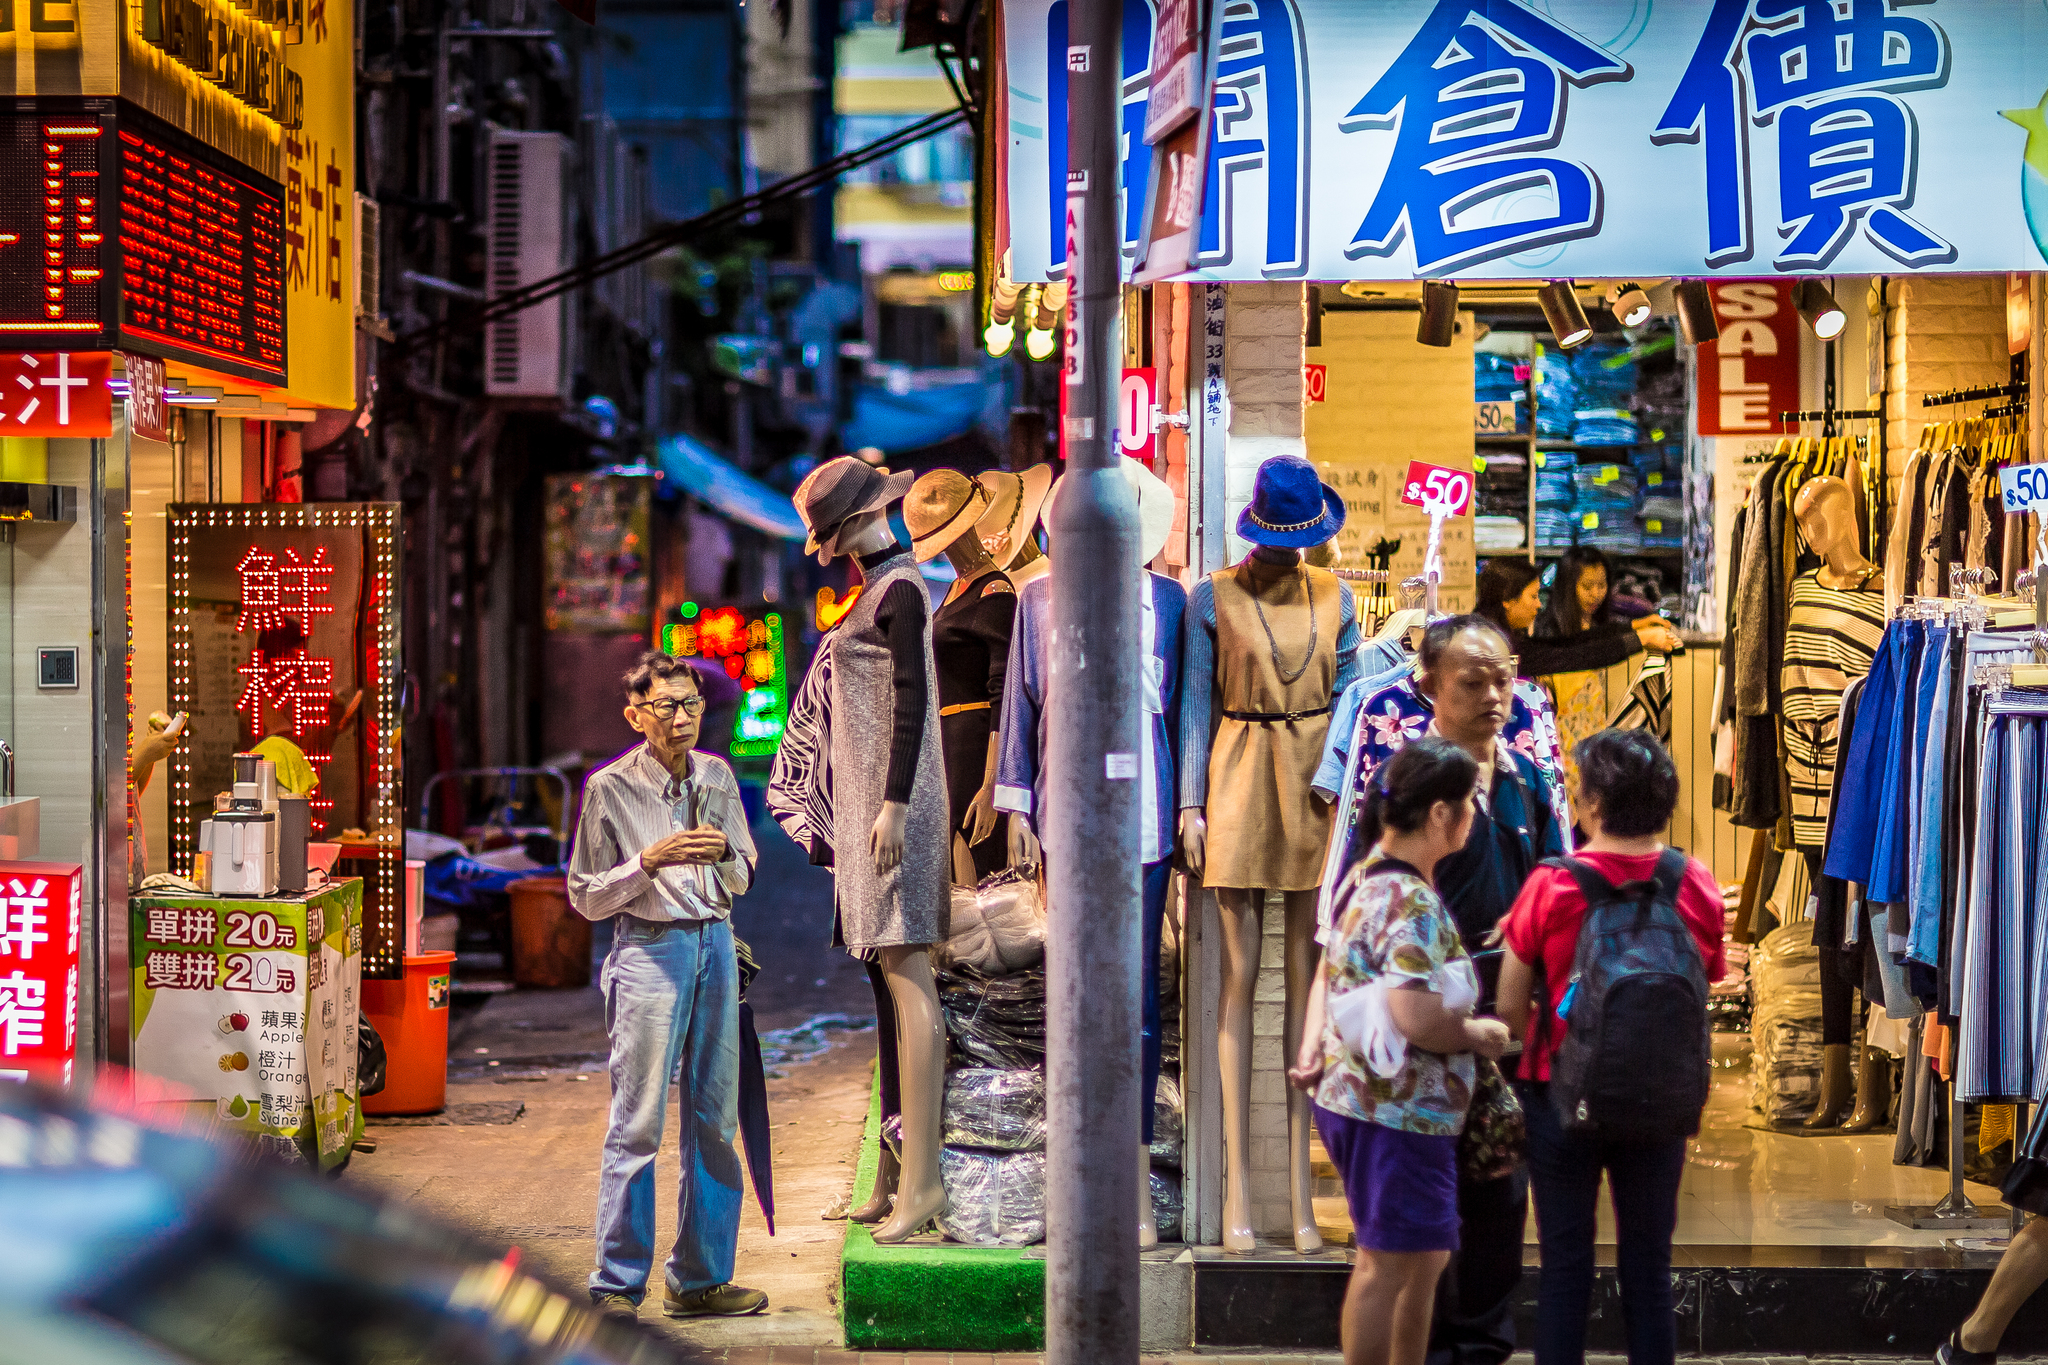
[
  {"x1": 839, "y1": 378, "x2": 993, "y2": 455},
  {"x1": 656, "y1": 433, "x2": 807, "y2": 541}
]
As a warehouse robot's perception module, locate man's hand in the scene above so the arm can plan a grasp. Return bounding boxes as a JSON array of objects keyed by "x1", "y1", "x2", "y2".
[
  {"x1": 639, "y1": 826, "x2": 727, "y2": 873},
  {"x1": 1178, "y1": 809, "x2": 1206, "y2": 876},
  {"x1": 871, "y1": 801, "x2": 908, "y2": 873}
]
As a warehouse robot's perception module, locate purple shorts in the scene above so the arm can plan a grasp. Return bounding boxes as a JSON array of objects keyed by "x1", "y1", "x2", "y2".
[{"x1": 1314, "y1": 1104, "x2": 1460, "y2": 1254}]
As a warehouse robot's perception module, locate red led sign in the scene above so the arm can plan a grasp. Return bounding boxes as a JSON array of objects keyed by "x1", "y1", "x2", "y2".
[
  {"x1": 0, "y1": 104, "x2": 286, "y2": 384},
  {"x1": 118, "y1": 124, "x2": 285, "y2": 383},
  {"x1": 0, "y1": 113, "x2": 111, "y2": 345}
]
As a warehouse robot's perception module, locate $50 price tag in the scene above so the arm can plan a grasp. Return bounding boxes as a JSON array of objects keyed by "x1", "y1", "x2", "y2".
[
  {"x1": 2002, "y1": 464, "x2": 2048, "y2": 514},
  {"x1": 1400, "y1": 460, "x2": 1474, "y2": 518}
]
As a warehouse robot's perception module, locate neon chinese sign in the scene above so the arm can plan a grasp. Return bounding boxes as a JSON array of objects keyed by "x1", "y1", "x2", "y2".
[
  {"x1": 662, "y1": 605, "x2": 790, "y2": 759},
  {"x1": 168, "y1": 504, "x2": 404, "y2": 978}
]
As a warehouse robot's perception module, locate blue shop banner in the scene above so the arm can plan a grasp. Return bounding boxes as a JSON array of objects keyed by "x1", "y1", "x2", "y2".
[{"x1": 1004, "y1": 0, "x2": 2048, "y2": 281}]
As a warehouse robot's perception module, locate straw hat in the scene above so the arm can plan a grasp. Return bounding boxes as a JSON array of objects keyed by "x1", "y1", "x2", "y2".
[
  {"x1": 904, "y1": 469, "x2": 992, "y2": 563},
  {"x1": 972, "y1": 464, "x2": 1055, "y2": 569}
]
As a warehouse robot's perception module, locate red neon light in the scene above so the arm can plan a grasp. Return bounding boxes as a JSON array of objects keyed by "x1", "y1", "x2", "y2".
[{"x1": 234, "y1": 546, "x2": 336, "y2": 634}]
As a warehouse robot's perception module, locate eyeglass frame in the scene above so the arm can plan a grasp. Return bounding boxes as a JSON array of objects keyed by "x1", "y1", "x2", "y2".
[{"x1": 631, "y1": 695, "x2": 706, "y2": 720}]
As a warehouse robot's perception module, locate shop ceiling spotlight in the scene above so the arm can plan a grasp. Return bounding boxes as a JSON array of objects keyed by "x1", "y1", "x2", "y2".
[
  {"x1": 1794, "y1": 279, "x2": 1847, "y2": 340},
  {"x1": 1609, "y1": 281, "x2": 1652, "y2": 328},
  {"x1": 1417, "y1": 280, "x2": 1458, "y2": 347},
  {"x1": 1537, "y1": 280, "x2": 1593, "y2": 348},
  {"x1": 1024, "y1": 325, "x2": 1058, "y2": 361},
  {"x1": 1023, "y1": 281, "x2": 1067, "y2": 362},
  {"x1": 984, "y1": 320, "x2": 1015, "y2": 357},
  {"x1": 1674, "y1": 280, "x2": 1720, "y2": 346}
]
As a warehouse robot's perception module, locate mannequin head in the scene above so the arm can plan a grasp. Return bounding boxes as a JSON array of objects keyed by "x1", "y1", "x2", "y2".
[
  {"x1": 621, "y1": 652, "x2": 705, "y2": 773},
  {"x1": 833, "y1": 507, "x2": 899, "y2": 559},
  {"x1": 1794, "y1": 476, "x2": 1865, "y2": 569},
  {"x1": 1476, "y1": 558, "x2": 1544, "y2": 635},
  {"x1": 974, "y1": 466, "x2": 1054, "y2": 573},
  {"x1": 1359, "y1": 736, "x2": 1480, "y2": 871},
  {"x1": 794, "y1": 455, "x2": 914, "y2": 564},
  {"x1": 904, "y1": 469, "x2": 994, "y2": 574},
  {"x1": 1416, "y1": 615, "x2": 1515, "y2": 751}
]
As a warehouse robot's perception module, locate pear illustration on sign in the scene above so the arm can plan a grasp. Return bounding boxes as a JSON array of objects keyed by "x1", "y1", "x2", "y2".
[{"x1": 2005, "y1": 89, "x2": 2048, "y2": 264}]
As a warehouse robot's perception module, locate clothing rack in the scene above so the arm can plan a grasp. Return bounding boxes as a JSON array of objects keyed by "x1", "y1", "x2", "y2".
[
  {"x1": 1330, "y1": 569, "x2": 1390, "y2": 583},
  {"x1": 1921, "y1": 382, "x2": 2029, "y2": 412}
]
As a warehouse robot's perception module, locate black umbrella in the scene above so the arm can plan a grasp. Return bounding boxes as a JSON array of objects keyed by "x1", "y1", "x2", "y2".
[{"x1": 735, "y1": 938, "x2": 775, "y2": 1234}]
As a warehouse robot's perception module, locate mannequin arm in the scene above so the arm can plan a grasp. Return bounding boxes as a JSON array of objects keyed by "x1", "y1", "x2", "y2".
[
  {"x1": 966, "y1": 732, "x2": 1001, "y2": 844},
  {"x1": 871, "y1": 800, "x2": 908, "y2": 872},
  {"x1": 1177, "y1": 808, "x2": 1206, "y2": 876},
  {"x1": 1007, "y1": 813, "x2": 1042, "y2": 869}
]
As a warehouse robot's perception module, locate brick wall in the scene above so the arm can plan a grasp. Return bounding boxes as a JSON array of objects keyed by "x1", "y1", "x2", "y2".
[{"x1": 1882, "y1": 275, "x2": 2010, "y2": 486}]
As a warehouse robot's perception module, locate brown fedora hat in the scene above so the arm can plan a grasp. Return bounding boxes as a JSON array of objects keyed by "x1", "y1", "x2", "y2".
[
  {"x1": 794, "y1": 456, "x2": 916, "y2": 565},
  {"x1": 904, "y1": 469, "x2": 991, "y2": 563},
  {"x1": 972, "y1": 464, "x2": 1054, "y2": 569}
]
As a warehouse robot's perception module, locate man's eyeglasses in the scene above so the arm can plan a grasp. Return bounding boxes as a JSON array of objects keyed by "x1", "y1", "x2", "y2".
[{"x1": 634, "y1": 696, "x2": 705, "y2": 720}]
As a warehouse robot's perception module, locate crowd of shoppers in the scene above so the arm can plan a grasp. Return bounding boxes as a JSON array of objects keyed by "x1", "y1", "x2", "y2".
[
  {"x1": 1478, "y1": 548, "x2": 1684, "y2": 679},
  {"x1": 1295, "y1": 658, "x2": 1721, "y2": 1365}
]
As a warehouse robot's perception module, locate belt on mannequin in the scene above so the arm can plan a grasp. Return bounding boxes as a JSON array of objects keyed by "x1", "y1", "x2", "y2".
[
  {"x1": 939, "y1": 701, "x2": 992, "y2": 717},
  {"x1": 1222, "y1": 705, "x2": 1331, "y2": 723}
]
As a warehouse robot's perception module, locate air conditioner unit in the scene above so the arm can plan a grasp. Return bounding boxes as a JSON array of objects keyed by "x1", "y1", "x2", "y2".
[{"x1": 484, "y1": 130, "x2": 571, "y2": 399}]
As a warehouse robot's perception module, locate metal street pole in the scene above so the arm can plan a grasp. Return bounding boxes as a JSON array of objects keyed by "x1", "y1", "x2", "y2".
[{"x1": 1045, "y1": 0, "x2": 1142, "y2": 1359}]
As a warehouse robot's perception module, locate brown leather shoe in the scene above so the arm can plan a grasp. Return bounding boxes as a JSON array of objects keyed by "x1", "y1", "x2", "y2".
[
  {"x1": 661, "y1": 1282, "x2": 769, "y2": 1318},
  {"x1": 593, "y1": 1292, "x2": 639, "y2": 1321}
]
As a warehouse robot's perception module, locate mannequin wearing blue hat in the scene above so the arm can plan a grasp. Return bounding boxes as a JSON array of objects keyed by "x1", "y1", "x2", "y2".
[{"x1": 1179, "y1": 453, "x2": 1362, "y2": 1254}]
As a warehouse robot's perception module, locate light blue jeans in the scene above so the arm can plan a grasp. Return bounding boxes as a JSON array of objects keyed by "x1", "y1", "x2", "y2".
[{"x1": 590, "y1": 915, "x2": 742, "y2": 1303}]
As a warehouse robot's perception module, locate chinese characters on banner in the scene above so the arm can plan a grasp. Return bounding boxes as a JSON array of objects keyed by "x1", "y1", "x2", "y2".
[
  {"x1": 234, "y1": 545, "x2": 343, "y2": 823},
  {"x1": 124, "y1": 352, "x2": 169, "y2": 443},
  {"x1": 283, "y1": 132, "x2": 347, "y2": 304},
  {"x1": 1005, "y1": 0, "x2": 2048, "y2": 280},
  {"x1": 131, "y1": 882, "x2": 364, "y2": 1168},
  {"x1": 1694, "y1": 281, "x2": 1801, "y2": 435},
  {"x1": 0, "y1": 863, "x2": 84, "y2": 1087},
  {"x1": 0, "y1": 353, "x2": 113, "y2": 437}
]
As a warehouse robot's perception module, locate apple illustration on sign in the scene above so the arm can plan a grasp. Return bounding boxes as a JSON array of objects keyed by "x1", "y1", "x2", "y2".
[{"x1": 217, "y1": 1012, "x2": 251, "y2": 1035}]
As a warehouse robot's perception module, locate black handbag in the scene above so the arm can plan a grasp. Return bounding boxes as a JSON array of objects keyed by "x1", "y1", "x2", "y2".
[
  {"x1": 1458, "y1": 1055, "x2": 1525, "y2": 1182},
  {"x1": 357, "y1": 1010, "x2": 388, "y2": 1097}
]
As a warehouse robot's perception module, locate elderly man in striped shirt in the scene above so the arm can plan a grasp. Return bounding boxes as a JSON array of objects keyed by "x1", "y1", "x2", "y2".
[{"x1": 569, "y1": 651, "x2": 766, "y2": 1323}]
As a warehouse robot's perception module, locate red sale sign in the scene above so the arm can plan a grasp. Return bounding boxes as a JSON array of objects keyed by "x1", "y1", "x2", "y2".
[
  {"x1": 1119, "y1": 367, "x2": 1157, "y2": 461},
  {"x1": 1, "y1": 351, "x2": 112, "y2": 437},
  {"x1": 1400, "y1": 460, "x2": 1474, "y2": 518},
  {"x1": 0, "y1": 861, "x2": 84, "y2": 1086},
  {"x1": 1304, "y1": 363, "x2": 1327, "y2": 404},
  {"x1": 1695, "y1": 281, "x2": 1800, "y2": 436}
]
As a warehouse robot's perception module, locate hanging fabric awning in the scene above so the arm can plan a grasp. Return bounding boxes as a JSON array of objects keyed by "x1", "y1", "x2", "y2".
[{"x1": 656, "y1": 433, "x2": 806, "y2": 541}]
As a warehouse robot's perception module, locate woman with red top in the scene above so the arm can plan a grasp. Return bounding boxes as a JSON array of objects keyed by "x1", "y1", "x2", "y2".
[{"x1": 1496, "y1": 729, "x2": 1726, "y2": 1365}]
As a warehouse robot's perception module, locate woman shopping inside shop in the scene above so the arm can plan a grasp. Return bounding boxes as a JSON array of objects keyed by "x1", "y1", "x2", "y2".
[{"x1": 1514, "y1": 547, "x2": 1682, "y2": 677}]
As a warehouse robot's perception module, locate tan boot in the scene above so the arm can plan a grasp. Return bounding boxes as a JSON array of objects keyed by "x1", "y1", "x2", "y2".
[
  {"x1": 1841, "y1": 1047, "x2": 1893, "y2": 1132},
  {"x1": 1803, "y1": 1043, "x2": 1853, "y2": 1129}
]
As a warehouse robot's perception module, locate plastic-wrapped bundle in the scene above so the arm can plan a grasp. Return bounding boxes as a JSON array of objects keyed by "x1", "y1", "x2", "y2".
[
  {"x1": 1639, "y1": 494, "x2": 1686, "y2": 522},
  {"x1": 1149, "y1": 1168, "x2": 1183, "y2": 1242},
  {"x1": 1750, "y1": 923, "x2": 1825, "y2": 1126},
  {"x1": 1150, "y1": 1073, "x2": 1185, "y2": 1168},
  {"x1": 1535, "y1": 472, "x2": 1577, "y2": 508},
  {"x1": 1534, "y1": 509, "x2": 1579, "y2": 550},
  {"x1": 938, "y1": 1146, "x2": 1047, "y2": 1247},
  {"x1": 942, "y1": 1067, "x2": 1046, "y2": 1152},
  {"x1": 939, "y1": 965, "x2": 1047, "y2": 1069}
]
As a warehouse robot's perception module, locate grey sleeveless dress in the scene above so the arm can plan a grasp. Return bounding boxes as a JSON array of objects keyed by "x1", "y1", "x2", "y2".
[{"x1": 830, "y1": 551, "x2": 948, "y2": 950}]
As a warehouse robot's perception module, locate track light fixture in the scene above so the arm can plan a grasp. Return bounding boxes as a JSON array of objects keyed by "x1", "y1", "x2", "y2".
[
  {"x1": 1674, "y1": 280, "x2": 1720, "y2": 346},
  {"x1": 1417, "y1": 280, "x2": 1458, "y2": 347},
  {"x1": 1793, "y1": 279, "x2": 1847, "y2": 340},
  {"x1": 1609, "y1": 281, "x2": 1652, "y2": 328},
  {"x1": 1537, "y1": 280, "x2": 1593, "y2": 348}
]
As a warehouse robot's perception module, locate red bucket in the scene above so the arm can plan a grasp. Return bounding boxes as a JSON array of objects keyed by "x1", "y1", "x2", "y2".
[{"x1": 361, "y1": 950, "x2": 457, "y2": 1116}]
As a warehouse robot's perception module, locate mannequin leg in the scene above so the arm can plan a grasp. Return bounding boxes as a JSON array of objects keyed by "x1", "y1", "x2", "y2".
[
  {"x1": 872, "y1": 945, "x2": 947, "y2": 1243},
  {"x1": 1283, "y1": 890, "x2": 1325, "y2": 1255},
  {"x1": 850, "y1": 960, "x2": 902, "y2": 1223},
  {"x1": 1217, "y1": 887, "x2": 1263, "y2": 1253}
]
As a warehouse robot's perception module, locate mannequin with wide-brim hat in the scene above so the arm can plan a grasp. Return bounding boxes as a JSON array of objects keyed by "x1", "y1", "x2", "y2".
[
  {"x1": 992, "y1": 457, "x2": 1186, "y2": 1247},
  {"x1": 905, "y1": 469, "x2": 1018, "y2": 886},
  {"x1": 974, "y1": 464, "x2": 1055, "y2": 591},
  {"x1": 791, "y1": 455, "x2": 950, "y2": 1243},
  {"x1": 1178, "y1": 453, "x2": 1361, "y2": 1254}
]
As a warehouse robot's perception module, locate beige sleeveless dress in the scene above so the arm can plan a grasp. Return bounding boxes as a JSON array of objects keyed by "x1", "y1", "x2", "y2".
[{"x1": 1203, "y1": 558, "x2": 1344, "y2": 891}]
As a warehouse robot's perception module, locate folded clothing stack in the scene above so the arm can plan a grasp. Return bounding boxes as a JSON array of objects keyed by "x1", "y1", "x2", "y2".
[
  {"x1": 1534, "y1": 508, "x2": 1579, "y2": 551},
  {"x1": 1475, "y1": 353, "x2": 1526, "y2": 418},
  {"x1": 1476, "y1": 488, "x2": 1527, "y2": 519},
  {"x1": 1571, "y1": 343, "x2": 1638, "y2": 407},
  {"x1": 1571, "y1": 407, "x2": 1641, "y2": 446},
  {"x1": 1475, "y1": 516, "x2": 1527, "y2": 552},
  {"x1": 1533, "y1": 359, "x2": 1578, "y2": 438},
  {"x1": 1476, "y1": 449, "x2": 1527, "y2": 480},
  {"x1": 1535, "y1": 471, "x2": 1577, "y2": 508}
]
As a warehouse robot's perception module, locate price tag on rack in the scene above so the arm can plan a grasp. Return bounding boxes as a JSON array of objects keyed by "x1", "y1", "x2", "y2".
[
  {"x1": 2002, "y1": 464, "x2": 2048, "y2": 514},
  {"x1": 1400, "y1": 460, "x2": 1474, "y2": 518}
]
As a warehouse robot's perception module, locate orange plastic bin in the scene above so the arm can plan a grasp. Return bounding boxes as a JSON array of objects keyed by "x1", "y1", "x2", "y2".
[{"x1": 361, "y1": 949, "x2": 457, "y2": 1116}]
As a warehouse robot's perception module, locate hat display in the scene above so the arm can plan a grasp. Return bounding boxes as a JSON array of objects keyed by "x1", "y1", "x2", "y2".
[
  {"x1": 1042, "y1": 460, "x2": 1179, "y2": 568},
  {"x1": 973, "y1": 464, "x2": 1055, "y2": 569},
  {"x1": 1236, "y1": 454, "x2": 1345, "y2": 549},
  {"x1": 904, "y1": 469, "x2": 991, "y2": 563},
  {"x1": 793, "y1": 455, "x2": 916, "y2": 565}
]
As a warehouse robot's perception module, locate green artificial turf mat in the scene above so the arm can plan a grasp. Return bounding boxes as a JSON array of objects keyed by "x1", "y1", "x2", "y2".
[{"x1": 839, "y1": 1073, "x2": 1046, "y2": 1351}]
